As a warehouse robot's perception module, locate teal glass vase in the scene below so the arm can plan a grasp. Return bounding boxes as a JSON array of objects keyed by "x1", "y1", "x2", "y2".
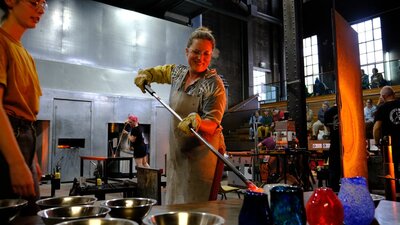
[
  {"x1": 338, "y1": 176, "x2": 375, "y2": 225},
  {"x1": 270, "y1": 185, "x2": 306, "y2": 225}
]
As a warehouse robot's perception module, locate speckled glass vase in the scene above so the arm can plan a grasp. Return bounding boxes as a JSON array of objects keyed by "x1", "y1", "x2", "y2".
[
  {"x1": 338, "y1": 176, "x2": 375, "y2": 225},
  {"x1": 270, "y1": 185, "x2": 306, "y2": 225},
  {"x1": 306, "y1": 187, "x2": 344, "y2": 225}
]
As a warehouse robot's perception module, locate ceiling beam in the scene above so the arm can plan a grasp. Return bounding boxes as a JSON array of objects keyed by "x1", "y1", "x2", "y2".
[{"x1": 185, "y1": 0, "x2": 282, "y2": 26}]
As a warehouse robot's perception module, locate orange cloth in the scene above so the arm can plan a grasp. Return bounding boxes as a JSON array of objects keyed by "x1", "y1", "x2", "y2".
[{"x1": 0, "y1": 28, "x2": 42, "y2": 121}]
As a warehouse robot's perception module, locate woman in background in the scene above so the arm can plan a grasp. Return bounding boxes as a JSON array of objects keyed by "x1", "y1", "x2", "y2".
[{"x1": 124, "y1": 115, "x2": 149, "y2": 168}]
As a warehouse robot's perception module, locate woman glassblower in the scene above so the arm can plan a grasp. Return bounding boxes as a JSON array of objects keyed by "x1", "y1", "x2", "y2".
[{"x1": 134, "y1": 27, "x2": 226, "y2": 204}]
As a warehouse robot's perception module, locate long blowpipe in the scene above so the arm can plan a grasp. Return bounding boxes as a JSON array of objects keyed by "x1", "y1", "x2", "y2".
[{"x1": 144, "y1": 84, "x2": 262, "y2": 192}]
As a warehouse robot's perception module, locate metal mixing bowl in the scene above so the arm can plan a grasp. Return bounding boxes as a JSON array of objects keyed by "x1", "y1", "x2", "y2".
[
  {"x1": 102, "y1": 198, "x2": 157, "y2": 222},
  {"x1": 54, "y1": 218, "x2": 138, "y2": 225},
  {"x1": 37, "y1": 205, "x2": 111, "y2": 225},
  {"x1": 36, "y1": 196, "x2": 97, "y2": 210},
  {"x1": 142, "y1": 211, "x2": 225, "y2": 225},
  {"x1": 0, "y1": 199, "x2": 28, "y2": 223}
]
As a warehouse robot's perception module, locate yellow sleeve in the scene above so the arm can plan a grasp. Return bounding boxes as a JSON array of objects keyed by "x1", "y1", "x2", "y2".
[{"x1": 138, "y1": 64, "x2": 174, "y2": 84}]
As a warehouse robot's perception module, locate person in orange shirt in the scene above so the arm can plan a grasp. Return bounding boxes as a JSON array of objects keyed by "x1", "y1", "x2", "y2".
[{"x1": 0, "y1": 0, "x2": 47, "y2": 215}]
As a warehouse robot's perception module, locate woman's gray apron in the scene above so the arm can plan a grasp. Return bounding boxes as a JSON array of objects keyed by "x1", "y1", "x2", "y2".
[{"x1": 165, "y1": 80, "x2": 224, "y2": 204}]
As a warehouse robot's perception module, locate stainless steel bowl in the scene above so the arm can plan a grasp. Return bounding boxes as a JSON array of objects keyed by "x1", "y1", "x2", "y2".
[
  {"x1": 102, "y1": 198, "x2": 157, "y2": 222},
  {"x1": 54, "y1": 218, "x2": 138, "y2": 225},
  {"x1": 36, "y1": 196, "x2": 97, "y2": 209},
  {"x1": 142, "y1": 211, "x2": 225, "y2": 225},
  {"x1": 37, "y1": 205, "x2": 111, "y2": 225},
  {"x1": 0, "y1": 199, "x2": 28, "y2": 223}
]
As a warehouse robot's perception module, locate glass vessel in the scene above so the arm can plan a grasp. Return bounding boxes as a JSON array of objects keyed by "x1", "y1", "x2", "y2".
[
  {"x1": 270, "y1": 185, "x2": 306, "y2": 225},
  {"x1": 306, "y1": 187, "x2": 344, "y2": 225},
  {"x1": 238, "y1": 191, "x2": 272, "y2": 225},
  {"x1": 338, "y1": 176, "x2": 375, "y2": 225},
  {"x1": 263, "y1": 183, "x2": 290, "y2": 206}
]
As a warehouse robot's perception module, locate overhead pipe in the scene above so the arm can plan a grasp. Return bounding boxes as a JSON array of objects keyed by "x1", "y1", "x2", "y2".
[
  {"x1": 255, "y1": 11, "x2": 282, "y2": 26},
  {"x1": 231, "y1": 0, "x2": 250, "y2": 13},
  {"x1": 184, "y1": 0, "x2": 282, "y2": 26},
  {"x1": 231, "y1": 0, "x2": 282, "y2": 25}
]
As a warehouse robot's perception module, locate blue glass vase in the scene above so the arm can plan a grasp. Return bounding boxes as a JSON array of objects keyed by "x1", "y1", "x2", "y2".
[
  {"x1": 270, "y1": 185, "x2": 306, "y2": 225},
  {"x1": 338, "y1": 176, "x2": 375, "y2": 225},
  {"x1": 238, "y1": 191, "x2": 272, "y2": 225}
]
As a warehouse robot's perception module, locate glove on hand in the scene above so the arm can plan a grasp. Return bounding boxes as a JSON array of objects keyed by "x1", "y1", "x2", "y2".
[
  {"x1": 134, "y1": 73, "x2": 152, "y2": 93},
  {"x1": 178, "y1": 112, "x2": 201, "y2": 135}
]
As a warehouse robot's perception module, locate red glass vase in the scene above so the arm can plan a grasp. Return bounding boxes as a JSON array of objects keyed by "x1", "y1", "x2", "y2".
[{"x1": 306, "y1": 187, "x2": 344, "y2": 225}]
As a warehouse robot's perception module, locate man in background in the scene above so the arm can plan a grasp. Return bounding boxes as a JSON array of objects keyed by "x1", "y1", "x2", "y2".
[
  {"x1": 361, "y1": 69, "x2": 370, "y2": 89},
  {"x1": 364, "y1": 98, "x2": 377, "y2": 139},
  {"x1": 311, "y1": 101, "x2": 330, "y2": 140},
  {"x1": 373, "y1": 86, "x2": 400, "y2": 190}
]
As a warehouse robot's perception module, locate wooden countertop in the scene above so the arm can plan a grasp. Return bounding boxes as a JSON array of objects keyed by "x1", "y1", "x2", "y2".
[{"x1": 11, "y1": 198, "x2": 400, "y2": 225}]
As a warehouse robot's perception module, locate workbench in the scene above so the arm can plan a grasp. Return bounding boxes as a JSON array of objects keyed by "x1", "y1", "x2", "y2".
[{"x1": 12, "y1": 198, "x2": 400, "y2": 225}]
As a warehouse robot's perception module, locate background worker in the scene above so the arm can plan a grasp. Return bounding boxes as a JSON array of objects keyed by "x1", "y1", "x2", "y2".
[
  {"x1": 373, "y1": 86, "x2": 400, "y2": 190},
  {"x1": 311, "y1": 101, "x2": 330, "y2": 140},
  {"x1": 257, "y1": 132, "x2": 278, "y2": 180},
  {"x1": 364, "y1": 98, "x2": 377, "y2": 139},
  {"x1": 306, "y1": 104, "x2": 314, "y2": 135},
  {"x1": 124, "y1": 115, "x2": 149, "y2": 168},
  {"x1": 248, "y1": 110, "x2": 262, "y2": 140},
  {"x1": 257, "y1": 109, "x2": 272, "y2": 141}
]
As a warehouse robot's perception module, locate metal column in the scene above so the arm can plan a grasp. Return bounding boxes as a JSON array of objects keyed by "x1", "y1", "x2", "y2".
[{"x1": 283, "y1": 0, "x2": 311, "y2": 190}]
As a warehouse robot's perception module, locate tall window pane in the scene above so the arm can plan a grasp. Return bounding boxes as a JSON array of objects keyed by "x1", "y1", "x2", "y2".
[
  {"x1": 351, "y1": 17, "x2": 384, "y2": 85},
  {"x1": 253, "y1": 69, "x2": 265, "y2": 100},
  {"x1": 373, "y1": 29, "x2": 381, "y2": 39},
  {"x1": 303, "y1": 35, "x2": 319, "y2": 94}
]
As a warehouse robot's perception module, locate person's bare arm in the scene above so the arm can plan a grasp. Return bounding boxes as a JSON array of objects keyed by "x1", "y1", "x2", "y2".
[
  {"x1": 0, "y1": 86, "x2": 35, "y2": 197},
  {"x1": 128, "y1": 135, "x2": 137, "y2": 143}
]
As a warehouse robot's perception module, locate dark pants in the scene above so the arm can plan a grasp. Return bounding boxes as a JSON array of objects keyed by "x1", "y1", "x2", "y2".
[
  {"x1": 365, "y1": 122, "x2": 374, "y2": 139},
  {"x1": 328, "y1": 142, "x2": 341, "y2": 192},
  {"x1": 0, "y1": 116, "x2": 40, "y2": 215}
]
